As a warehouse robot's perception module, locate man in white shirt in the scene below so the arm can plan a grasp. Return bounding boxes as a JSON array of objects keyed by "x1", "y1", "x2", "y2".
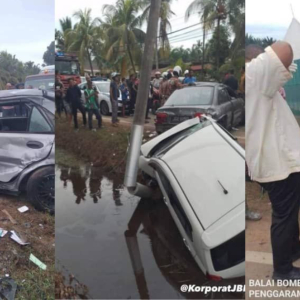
[{"x1": 246, "y1": 41, "x2": 300, "y2": 280}]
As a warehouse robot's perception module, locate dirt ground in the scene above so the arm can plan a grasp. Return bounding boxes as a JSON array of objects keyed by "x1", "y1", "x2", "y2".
[{"x1": 0, "y1": 195, "x2": 54, "y2": 300}]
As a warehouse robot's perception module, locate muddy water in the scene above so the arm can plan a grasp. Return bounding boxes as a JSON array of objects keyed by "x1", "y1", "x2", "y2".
[{"x1": 55, "y1": 163, "x2": 244, "y2": 299}]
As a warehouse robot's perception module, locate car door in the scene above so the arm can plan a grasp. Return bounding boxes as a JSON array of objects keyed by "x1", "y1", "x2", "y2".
[
  {"x1": 0, "y1": 101, "x2": 54, "y2": 183},
  {"x1": 217, "y1": 87, "x2": 233, "y2": 129},
  {"x1": 79, "y1": 83, "x2": 87, "y2": 104},
  {"x1": 225, "y1": 87, "x2": 243, "y2": 126}
]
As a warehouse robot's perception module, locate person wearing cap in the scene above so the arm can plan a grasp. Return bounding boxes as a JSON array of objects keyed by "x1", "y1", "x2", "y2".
[
  {"x1": 110, "y1": 72, "x2": 120, "y2": 126},
  {"x1": 246, "y1": 41, "x2": 300, "y2": 280}
]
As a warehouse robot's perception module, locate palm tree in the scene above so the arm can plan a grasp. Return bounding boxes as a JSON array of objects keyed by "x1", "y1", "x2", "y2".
[
  {"x1": 101, "y1": 0, "x2": 146, "y2": 76},
  {"x1": 67, "y1": 9, "x2": 102, "y2": 76},
  {"x1": 226, "y1": 0, "x2": 245, "y2": 58},
  {"x1": 56, "y1": 17, "x2": 73, "y2": 51},
  {"x1": 140, "y1": 0, "x2": 175, "y2": 69},
  {"x1": 186, "y1": 0, "x2": 241, "y2": 70}
]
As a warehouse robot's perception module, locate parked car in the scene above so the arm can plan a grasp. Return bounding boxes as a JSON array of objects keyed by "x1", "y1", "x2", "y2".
[
  {"x1": 78, "y1": 81, "x2": 128, "y2": 115},
  {"x1": 139, "y1": 117, "x2": 245, "y2": 279},
  {"x1": 0, "y1": 89, "x2": 55, "y2": 214},
  {"x1": 155, "y1": 82, "x2": 245, "y2": 134}
]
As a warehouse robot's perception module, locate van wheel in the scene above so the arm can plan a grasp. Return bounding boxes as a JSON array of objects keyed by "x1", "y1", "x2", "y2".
[
  {"x1": 27, "y1": 166, "x2": 55, "y2": 214},
  {"x1": 100, "y1": 101, "x2": 110, "y2": 115}
]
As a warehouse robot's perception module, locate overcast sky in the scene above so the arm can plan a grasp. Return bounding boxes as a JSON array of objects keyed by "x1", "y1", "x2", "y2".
[
  {"x1": 246, "y1": 0, "x2": 300, "y2": 39},
  {"x1": 55, "y1": 0, "x2": 204, "y2": 49},
  {"x1": 0, "y1": 0, "x2": 54, "y2": 65}
]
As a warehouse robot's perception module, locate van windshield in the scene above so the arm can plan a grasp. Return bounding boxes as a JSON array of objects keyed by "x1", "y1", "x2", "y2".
[{"x1": 25, "y1": 75, "x2": 54, "y2": 91}]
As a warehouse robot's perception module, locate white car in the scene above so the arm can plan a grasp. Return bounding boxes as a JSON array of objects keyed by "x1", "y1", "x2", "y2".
[
  {"x1": 139, "y1": 117, "x2": 245, "y2": 279},
  {"x1": 78, "y1": 81, "x2": 127, "y2": 115}
]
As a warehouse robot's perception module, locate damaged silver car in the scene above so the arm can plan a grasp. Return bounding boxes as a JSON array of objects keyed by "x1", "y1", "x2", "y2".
[{"x1": 0, "y1": 89, "x2": 55, "y2": 214}]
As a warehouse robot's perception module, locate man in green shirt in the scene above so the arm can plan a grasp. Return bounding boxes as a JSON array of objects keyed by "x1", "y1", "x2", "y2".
[{"x1": 85, "y1": 80, "x2": 102, "y2": 130}]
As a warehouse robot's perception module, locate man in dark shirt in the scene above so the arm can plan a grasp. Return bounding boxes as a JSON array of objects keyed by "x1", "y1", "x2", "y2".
[
  {"x1": 66, "y1": 78, "x2": 87, "y2": 130},
  {"x1": 110, "y1": 72, "x2": 120, "y2": 127},
  {"x1": 55, "y1": 72, "x2": 65, "y2": 117},
  {"x1": 224, "y1": 69, "x2": 238, "y2": 91},
  {"x1": 127, "y1": 74, "x2": 137, "y2": 116}
]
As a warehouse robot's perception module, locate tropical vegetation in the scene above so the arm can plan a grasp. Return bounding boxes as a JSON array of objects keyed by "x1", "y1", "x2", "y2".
[{"x1": 55, "y1": 0, "x2": 245, "y2": 80}]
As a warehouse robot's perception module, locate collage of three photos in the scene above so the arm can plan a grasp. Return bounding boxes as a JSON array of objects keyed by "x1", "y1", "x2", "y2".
[{"x1": 0, "y1": 0, "x2": 300, "y2": 299}]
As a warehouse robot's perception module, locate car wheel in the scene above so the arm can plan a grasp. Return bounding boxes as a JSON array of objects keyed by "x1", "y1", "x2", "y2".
[
  {"x1": 100, "y1": 101, "x2": 110, "y2": 116},
  {"x1": 27, "y1": 166, "x2": 55, "y2": 214}
]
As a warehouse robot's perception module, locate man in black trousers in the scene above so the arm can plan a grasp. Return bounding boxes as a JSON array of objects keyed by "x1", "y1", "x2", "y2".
[
  {"x1": 66, "y1": 78, "x2": 86, "y2": 130},
  {"x1": 246, "y1": 42, "x2": 300, "y2": 280}
]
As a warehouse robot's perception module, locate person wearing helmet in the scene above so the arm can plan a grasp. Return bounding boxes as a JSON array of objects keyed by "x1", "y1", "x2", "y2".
[
  {"x1": 110, "y1": 72, "x2": 120, "y2": 127},
  {"x1": 173, "y1": 66, "x2": 182, "y2": 76},
  {"x1": 153, "y1": 71, "x2": 162, "y2": 89},
  {"x1": 183, "y1": 69, "x2": 196, "y2": 84},
  {"x1": 183, "y1": 70, "x2": 189, "y2": 83},
  {"x1": 159, "y1": 72, "x2": 173, "y2": 106},
  {"x1": 168, "y1": 70, "x2": 183, "y2": 96}
]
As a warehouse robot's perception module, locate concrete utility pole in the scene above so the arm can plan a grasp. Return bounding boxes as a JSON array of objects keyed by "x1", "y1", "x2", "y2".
[{"x1": 124, "y1": 0, "x2": 162, "y2": 193}]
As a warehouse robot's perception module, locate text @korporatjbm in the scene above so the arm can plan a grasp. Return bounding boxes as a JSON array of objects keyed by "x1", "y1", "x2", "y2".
[{"x1": 180, "y1": 284, "x2": 245, "y2": 293}]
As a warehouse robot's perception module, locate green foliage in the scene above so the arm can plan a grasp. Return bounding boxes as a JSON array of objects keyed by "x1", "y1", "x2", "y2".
[
  {"x1": 0, "y1": 51, "x2": 40, "y2": 89},
  {"x1": 43, "y1": 41, "x2": 55, "y2": 65},
  {"x1": 245, "y1": 33, "x2": 276, "y2": 48},
  {"x1": 207, "y1": 25, "x2": 230, "y2": 66}
]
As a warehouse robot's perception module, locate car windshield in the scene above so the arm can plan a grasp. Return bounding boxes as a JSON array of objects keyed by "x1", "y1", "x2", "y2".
[
  {"x1": 25, "y1": 75, "x2": 54, "y2": 91},
  {"x1": 95, "y1": 83, "x2": 109, "y2": 93},
  {"x1": 56, "y1": 61, "x2": 80, "y2": 75},
  {"x1": 165, "y1": 86, "x2": 214, "y2": 106}
]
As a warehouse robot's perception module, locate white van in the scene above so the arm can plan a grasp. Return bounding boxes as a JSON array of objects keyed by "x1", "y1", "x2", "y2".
[{"x1": 139, "y1": 117, "x2": 245, "y2": 279}]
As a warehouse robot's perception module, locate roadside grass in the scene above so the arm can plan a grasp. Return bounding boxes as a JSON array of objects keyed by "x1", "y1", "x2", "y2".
[
  {"x1": 56, "y1": 117, "x2": 130, "y2": 174},
  {"x1": 14, "y1": 267, "x2": 55, "y2": 300}
]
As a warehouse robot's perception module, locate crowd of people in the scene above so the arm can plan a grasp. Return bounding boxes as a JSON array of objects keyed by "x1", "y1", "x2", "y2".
[
  {"x1": 3, "y1": 82, "x2": 25, "y2": 90},
  {"x1": 55, "y1": 66, "x2": 200, "y2": 130}
]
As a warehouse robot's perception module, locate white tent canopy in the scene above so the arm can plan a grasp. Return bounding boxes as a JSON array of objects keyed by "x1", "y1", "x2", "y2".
[{"x1": 284, "y1": 18, "x2": 300, "y2": 60}]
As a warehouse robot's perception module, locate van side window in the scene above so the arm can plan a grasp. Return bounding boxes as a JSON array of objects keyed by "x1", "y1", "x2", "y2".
[{"x1": 156, "y1": 169, "x2": 193, "y2": 241}]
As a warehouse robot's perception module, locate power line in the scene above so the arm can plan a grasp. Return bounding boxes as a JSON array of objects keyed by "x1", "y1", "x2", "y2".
[
  {"x1": 167, "y1": 27, "x2": 204, "y2": 40},
  {"x1": 170, "y1": 32, "x2": 213, "y2": 44}
]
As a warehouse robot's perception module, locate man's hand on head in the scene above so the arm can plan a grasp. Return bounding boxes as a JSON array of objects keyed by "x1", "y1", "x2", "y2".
[{"x1": 271, "y1": 41, "x2": 294, "y2": 70}]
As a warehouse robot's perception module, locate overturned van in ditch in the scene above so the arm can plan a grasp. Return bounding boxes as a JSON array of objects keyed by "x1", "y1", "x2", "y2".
[
  {"x1": 136, "y1": 117, "x2": 245, "y2": 279},
  {"x1": 0, "y1": 89, "x2": 55, "y2": 214}
]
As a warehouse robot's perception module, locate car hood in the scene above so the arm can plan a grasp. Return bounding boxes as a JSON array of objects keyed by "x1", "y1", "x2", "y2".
[{"x1": 160, "y1": 124, "x2": 245, "y2": 229}]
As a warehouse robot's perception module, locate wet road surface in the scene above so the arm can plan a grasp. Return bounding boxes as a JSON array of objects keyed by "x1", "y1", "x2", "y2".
[{"x1": 55, "y1": 163, "x2": 245, "y2": 299}]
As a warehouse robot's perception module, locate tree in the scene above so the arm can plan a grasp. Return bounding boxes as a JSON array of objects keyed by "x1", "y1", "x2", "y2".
[
  {"x1": 0, "y1": 51, "x2": 40, "y2": 89},
  {"x1": 101, "y1": 0, "x2": 146, "y2": 76},
  {"x1": 43, "y1": 41, "x2": 55, "y2": 65},
  {"x1": 56, "y1": 17, "x2": 73, "y2": 51},
  {"x1": 67, "y1": 9, "x2": 102, "y2": 76},
  {"x1": 140, "y1": 0, "x2": 175, "y2": 68},
  {"x1": 185, "y1": 0, "x2": 244, "y2": 68},
  {"x1": 186, "y1": 0, "x2": 227, "y2": 69},
  {"x1": 245, "y1": 34, "x2": 276, "y2": 48},
  {"x1": 207, "y1": 25, "x2": 230, "y2": 67}
]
